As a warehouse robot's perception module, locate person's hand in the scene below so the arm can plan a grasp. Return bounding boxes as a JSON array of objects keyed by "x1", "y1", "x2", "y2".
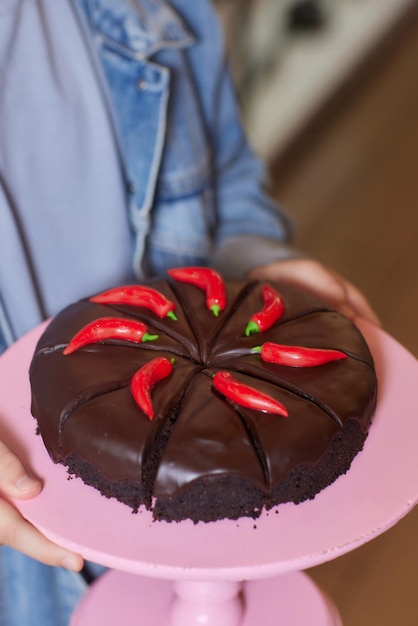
[
  {"x1": 248, "y1": 258, "x2": 381, "y2": 327},
  {"x1": 0, "y1": 439, "x2": 83, "y2": 570}
]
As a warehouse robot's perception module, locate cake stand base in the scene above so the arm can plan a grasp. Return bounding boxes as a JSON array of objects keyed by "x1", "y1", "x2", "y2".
[{"x1": 70, "y1": 570, "x2": 342, "y2": 626}]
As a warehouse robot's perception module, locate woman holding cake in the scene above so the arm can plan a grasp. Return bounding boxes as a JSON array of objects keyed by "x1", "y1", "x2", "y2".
[{"x1": 0, "y1": 0, "x2": 379, "y2": 624}]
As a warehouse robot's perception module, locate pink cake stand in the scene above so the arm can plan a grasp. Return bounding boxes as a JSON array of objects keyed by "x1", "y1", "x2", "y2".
[{"x1": 0, "y1": 320, "x2": 417, "y2": 625}]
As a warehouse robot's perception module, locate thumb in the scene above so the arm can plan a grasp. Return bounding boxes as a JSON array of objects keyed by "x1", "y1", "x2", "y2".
[{"x1": 0, "y1": 440, "x2": 42, "y2": 500}]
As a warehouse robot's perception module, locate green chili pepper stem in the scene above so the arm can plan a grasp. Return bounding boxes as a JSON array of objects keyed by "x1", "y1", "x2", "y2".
[
  {"x1": 245, "y1": 320, "x2": 260, "y2": 336},
  {"x1": 141, "y1": 333, "x2": 159, "y2": 342},
  {"x1": 251, "y1": 346, "x2": 262, "y2": 353},
  {"x1": 166, "y1": 311, "x2": 178, "y2": 321},
  {"x1": 211, "y1": 304, "x2": 221, "y2": 317}
]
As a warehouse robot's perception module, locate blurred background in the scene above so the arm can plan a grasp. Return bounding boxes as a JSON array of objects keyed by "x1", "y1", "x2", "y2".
[{"x1": 216, "y1": 1, "x2": 418, "y2": 624}]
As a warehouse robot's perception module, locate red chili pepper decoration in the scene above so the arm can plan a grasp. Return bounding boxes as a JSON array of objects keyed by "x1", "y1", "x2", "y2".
[
  {"x1": 130, "y1": 357, "x2": 174, "y2": 420},
  {"x1": 90, "y1": 285, "x2": 177, "y2": 320},
  {"x1": 253, "y1": 342, "x2": 348, "y2": 367},
  {"x1": 245, "y1": 284, "x2": 285, "y2": 336},
  {"x1": 167, "y1": 267, "x2": 226, "y2": 317},
  {"x1": 212, "y1": 371, "x2": 288, "y2": 417},
  {"x1": 63, "y1": 317, "x2": 159, "y2": 355}
]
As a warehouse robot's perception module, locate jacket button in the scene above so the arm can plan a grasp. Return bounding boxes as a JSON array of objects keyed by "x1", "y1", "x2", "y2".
[{"x1": 137, "y1": 79, "x2": 149, "y2": 91}]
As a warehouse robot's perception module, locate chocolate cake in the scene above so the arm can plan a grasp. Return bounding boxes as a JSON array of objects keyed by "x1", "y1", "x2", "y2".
[{"x1": 29, "y1": 268, "x2": 377, "y2": 523}]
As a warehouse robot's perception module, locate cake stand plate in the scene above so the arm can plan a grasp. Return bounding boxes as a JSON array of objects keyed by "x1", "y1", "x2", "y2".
[{"x1": 0, "y1": 319, "x2": 417, "y2": 625}]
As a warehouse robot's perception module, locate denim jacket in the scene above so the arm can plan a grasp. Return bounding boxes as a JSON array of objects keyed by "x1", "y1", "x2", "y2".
[{"x1": 0, "y1": 0, "x2": 298, "y2": 354}]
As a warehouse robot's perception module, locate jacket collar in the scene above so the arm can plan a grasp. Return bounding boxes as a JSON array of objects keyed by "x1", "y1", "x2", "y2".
[{"x1": 83, "y1": 0, "x2": 195, "y2": 58}]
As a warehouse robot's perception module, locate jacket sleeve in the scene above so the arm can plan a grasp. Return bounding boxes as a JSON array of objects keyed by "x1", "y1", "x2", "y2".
[{"x1": 172, "y1": 0, "x2": 303, "y2": 276}]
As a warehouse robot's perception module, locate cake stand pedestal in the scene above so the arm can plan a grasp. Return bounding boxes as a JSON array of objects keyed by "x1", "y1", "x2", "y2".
[
  {"x1": 71, "y1": 570, "x2": 342, "y2": 625},
  {"x1": 1, "y1": 320, "x2": 417, "y2": 626}
]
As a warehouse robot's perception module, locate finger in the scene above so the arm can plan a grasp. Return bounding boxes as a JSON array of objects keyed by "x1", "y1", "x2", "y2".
[
  {"x1": 344, "y1": 281, "x2": 382, "y2": 327},
  {"x1": 307, "y1": 268, "x2": 381, "y2": 326},
  {"x1": 0, "y1": 440, "x2": 42, "y2": 500},
  {"x1": 250, "y1": 259, "x2": 347, "y2": 308},
  {"x1": 250, "y1": 259, "x2": 381, "y2": 326},
  {"x1": 0, "y1": 498, "x2": 83, "y2": 571}
]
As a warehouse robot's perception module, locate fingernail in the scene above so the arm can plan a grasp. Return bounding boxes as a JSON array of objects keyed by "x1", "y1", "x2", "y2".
[
  {"x1": 61, "y1": 555, "x2": 81, "y2": 571},
  {"x1": 14, "y1": 474, "x2": 40, "y2": 491}
]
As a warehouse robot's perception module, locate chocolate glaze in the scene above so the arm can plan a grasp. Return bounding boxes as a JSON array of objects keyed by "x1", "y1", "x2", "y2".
[{"x1": 30, "y1": 277, "x2": 377, "y2": 522}]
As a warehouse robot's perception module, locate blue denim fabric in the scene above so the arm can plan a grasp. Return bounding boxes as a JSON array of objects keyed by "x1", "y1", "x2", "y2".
[
  {"x1": 0, "y1": 548, "x2": 87, "y2": 626},
  {"x1": 0, "y1": 332, "x2": 6, "y2": 356},
  {"x1": 0, "y1": 297, "x2": 13, "y2": 355},
  {"x1": 75, "y1": 0, "x2": 292, "y2": 278},
  {"x1": 0, "y1": 550, "x2": 109, "y2": 626}
]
